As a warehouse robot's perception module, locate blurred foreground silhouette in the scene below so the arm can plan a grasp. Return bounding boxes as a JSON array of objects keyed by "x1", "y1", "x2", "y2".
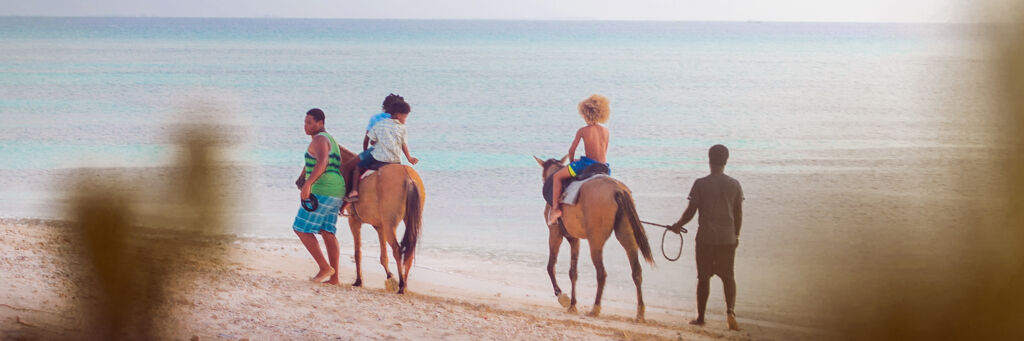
[
  {"x1": 48, "y1": 109, "x2": 237, "y2": 340},
  {"x1": 808, "y1": 11, "x2": 1024, "y2": 341}
]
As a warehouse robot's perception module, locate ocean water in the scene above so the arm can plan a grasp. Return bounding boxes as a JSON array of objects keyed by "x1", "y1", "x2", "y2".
[{"x1": 0, "y1": 17, "x2": 1002, "y2": 329}]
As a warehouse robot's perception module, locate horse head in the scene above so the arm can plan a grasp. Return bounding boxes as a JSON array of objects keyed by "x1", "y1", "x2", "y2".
[{"x1": 533, "y1": 155, "x2": 569, "y2": 181}]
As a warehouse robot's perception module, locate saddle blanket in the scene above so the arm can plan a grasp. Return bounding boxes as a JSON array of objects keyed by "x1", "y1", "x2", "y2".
[{"x1": 561, "y1": 174, "x2": 610, "y2": 205}]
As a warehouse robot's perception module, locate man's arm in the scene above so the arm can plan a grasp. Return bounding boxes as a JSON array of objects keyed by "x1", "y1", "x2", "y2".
[
  {"x1": 362, "y1": 131, "x2": 370, "y2": 151},
  {"x1": 734, "y1": 198, "x2": 743, "y2": 237},
  {"x1": 670, "y1": 200, "x2": 698, "y2": 234},
  {"x1": 295, "y1": 167, "x2": 306, "y2": 189},
  {"x1": 300, "y1": 136, "x2": 330, "y2": 200}
]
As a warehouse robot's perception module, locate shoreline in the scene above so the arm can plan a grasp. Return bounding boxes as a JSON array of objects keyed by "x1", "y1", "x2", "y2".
[{"x1": 0, "y1": 217, "x2": 823, "y2": 340}]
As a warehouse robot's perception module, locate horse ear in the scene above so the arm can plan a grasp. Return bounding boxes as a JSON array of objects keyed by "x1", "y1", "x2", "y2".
[
  {"x1": 559, "y1": 154, "x2": 569, "y2": 164},
  {"x1": 533, "y1": 155, "x2": 545, "y2": 167}
]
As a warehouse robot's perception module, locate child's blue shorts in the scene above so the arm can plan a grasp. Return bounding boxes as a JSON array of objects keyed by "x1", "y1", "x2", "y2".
[{"x1": 567, "y1": 156, "x2": 608, "y2": 178}]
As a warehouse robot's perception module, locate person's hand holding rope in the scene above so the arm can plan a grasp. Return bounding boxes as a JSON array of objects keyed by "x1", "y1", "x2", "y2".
[
  {"x1": 669, "y1": 222, "x2": 685, "y2": 234},
  {"x1": 641, "y1": 220, "x2": 687, "y2": 261}
]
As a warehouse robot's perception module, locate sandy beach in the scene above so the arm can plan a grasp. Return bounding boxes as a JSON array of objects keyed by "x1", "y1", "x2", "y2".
[{"x1": 0, "y1": 217, "x2": 823, "y2": 340}]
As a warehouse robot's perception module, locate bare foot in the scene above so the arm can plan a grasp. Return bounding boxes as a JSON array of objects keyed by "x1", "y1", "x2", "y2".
[
  {"x1": 689, "y1": 319, "x2": 705, "y2": 326},
  {"x1": 727, "y1": 313, "x2": 740, "y2": 331},
  {"x1": 309, "y1": 267, "x2": 335, "y2": 283},
  {"x1": 339, "y1": 202, "x2": 352, "y2": 216},
  {"x1": 547, "y1": 207, "x2": 562, "y2": 225}
]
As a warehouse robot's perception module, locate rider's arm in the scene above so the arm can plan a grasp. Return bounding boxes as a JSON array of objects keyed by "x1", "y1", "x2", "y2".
[
  {"x1": 403, "y1": 143, "x2": 418, "y2": 165},
  {"x1": 567, "y1": 129, "x2": 583, "y2": 162}
]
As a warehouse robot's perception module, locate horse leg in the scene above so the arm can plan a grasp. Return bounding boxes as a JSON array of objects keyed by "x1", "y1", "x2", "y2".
[
  {"x1": 349, "y1": 217, "x2": 363, "y2": 287},
  {"x1": 387, "y1": 233, "x2": 406, "y2": 294},
  {"x1": 545, "y1": 224, "x2": 563, "y2": 300},
  {"x1": 587, "y1": 241, "x2": 607, "y2": 317},
  {"x1": 616, "y1": 226, "x2": 646, "y2": 322},
  {"x1": 376, "y1": 227, "x2": 393, "y2": 280},
  {"x1": 567, "y1": 236, "x2": 580, "y2": 313},
  {"x1": 401, "y1": 237, "x2": 414, "y2": 285}
]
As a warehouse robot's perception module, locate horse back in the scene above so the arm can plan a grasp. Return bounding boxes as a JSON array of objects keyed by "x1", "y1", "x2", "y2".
[
  {"x1": 353, "y1": 164, "x2": 423, "y2": 227},
  {"x1": 560, "y1": 177, "x2": 626, "y2": 240}
]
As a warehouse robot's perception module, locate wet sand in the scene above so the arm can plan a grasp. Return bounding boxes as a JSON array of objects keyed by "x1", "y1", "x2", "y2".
[{"x1": 0, "y1": 217, "x2": 823, "y2": 340}]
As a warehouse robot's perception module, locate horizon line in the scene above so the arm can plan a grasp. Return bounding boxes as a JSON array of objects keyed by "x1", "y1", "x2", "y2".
[{"x1": 0, "y1": 15, "x2": 999, "y2": 25}]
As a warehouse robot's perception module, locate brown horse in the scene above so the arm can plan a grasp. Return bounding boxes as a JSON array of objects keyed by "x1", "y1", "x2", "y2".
[
  {"x1": 346, "y1": 164, "x2": 425, "y2": 294},
  {"x1": 534, "y1": 156, "x2": 654, "y2": 322}
]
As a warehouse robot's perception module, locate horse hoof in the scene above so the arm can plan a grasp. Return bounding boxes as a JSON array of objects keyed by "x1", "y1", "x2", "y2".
[
  {"x1": 385, "y1": 277, "x2": 399, "y2": 293},
  {"x1": 635, "y1": 315, "x2": 646, "y2": 323},
  {"x1": 567, "y1": 305, "x2": 577, "y2": 314},
  {"x1": 352, "y1": 279, "x2": 362, "y2": 287},
  {"x1": 586, "y1": 306, "x2": 601, "y2": 317},
  {"x1": 557, "y1": 293, "x2": 571, "y2": 308}
]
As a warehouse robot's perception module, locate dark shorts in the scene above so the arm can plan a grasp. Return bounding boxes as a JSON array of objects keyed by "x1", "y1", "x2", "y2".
[
  {"x1": 695, "y1": 243, "x2": 737, "y2": 280},
  {"x1": 357, "y1": 151, "x2": 395, "y2": 170}
]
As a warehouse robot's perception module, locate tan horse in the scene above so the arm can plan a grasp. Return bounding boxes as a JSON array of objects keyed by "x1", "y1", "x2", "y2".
[
  {"x1": 346, "y1": 164, "x2": 425, "y2": 294},
  {"x1": 534, "y1": 156, "x2": 654, "y2": 322}
]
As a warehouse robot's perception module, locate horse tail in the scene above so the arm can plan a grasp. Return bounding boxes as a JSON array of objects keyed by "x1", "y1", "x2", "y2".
[
  {"x1": 615, "y1": 190, "x2": 655, "y2": 265},
  {"x1": 399, "y1": 179, "x2": 422, "y2": 266}
]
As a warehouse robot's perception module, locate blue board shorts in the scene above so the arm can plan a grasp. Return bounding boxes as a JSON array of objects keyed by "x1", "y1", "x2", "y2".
[
  {"x1": 357, "y1": 149, "x2": 376, "y2": 168},
  {"x1": 357, "y1": 149, "x2": 396, "y2": 170},
  {"x1": 293, "y1": 193, "x2": 344, "y2": 234},
  {"x1": 567, "y1": 156, "x2": 609, "y2": 178}
]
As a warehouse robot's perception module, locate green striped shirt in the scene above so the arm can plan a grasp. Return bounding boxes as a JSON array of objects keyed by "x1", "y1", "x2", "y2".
[{"x1": 304, "y1": 132, "x2": 345, "y2": 197}]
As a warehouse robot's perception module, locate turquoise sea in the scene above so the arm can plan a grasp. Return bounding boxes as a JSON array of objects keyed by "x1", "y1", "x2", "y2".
[{"x1": 0, "y1": 17, "x2": 1001, "y2": 329}]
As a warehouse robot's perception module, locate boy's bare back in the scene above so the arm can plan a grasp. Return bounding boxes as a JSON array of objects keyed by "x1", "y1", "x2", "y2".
[{"x1": 577, "y1": 124, "x2": 609, "y2": 163}]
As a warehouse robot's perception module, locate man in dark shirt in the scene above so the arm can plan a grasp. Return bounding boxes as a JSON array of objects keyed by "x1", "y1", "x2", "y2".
[{"x1": 670, "y1": 144, "x2": 744, "y2": 331}]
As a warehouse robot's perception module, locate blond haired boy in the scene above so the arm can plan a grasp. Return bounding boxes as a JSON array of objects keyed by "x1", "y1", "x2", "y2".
[{"x1": 547, "y1": 94, "x2": 611, "y2": 225}]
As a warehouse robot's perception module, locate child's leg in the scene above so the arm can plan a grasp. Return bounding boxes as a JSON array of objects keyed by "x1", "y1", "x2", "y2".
[
  {"x1": 340, "y1": 157, "x2": 358, "y2": 194},
  {"x1": 341, "y1": 166, "x2": 363, "y2": 215},
  {"x1": 347, "y1": 166, "x2": 363, "y2": 199},
  {"x1": 547, "y1": 167, "x2": 571, "y2": 225}
]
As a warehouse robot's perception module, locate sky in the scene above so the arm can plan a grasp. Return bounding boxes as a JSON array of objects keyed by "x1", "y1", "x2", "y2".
[{"x1": 0, "y1": 0, "x2": 1017, "y2": 23}]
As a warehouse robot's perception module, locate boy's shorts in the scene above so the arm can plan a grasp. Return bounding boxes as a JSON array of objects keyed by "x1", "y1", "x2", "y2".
[
  {"x1": 357, "y1": 151, "x2": 396, "y2": 171},
  {"x1": 358, "y1": 147, "x2": 373, "y2": 160},
  {"x1": 293, "y1": 193, "x2": 343, "y2": 234},
  {"x1": 567, "y1": 156, "x2": 609, "y2": 178},
  {"x1": 357, "y1": 150, "x2": 375, "y2": 168}
]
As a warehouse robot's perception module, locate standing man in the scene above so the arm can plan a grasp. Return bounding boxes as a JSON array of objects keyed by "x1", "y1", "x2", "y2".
[
  {"x1": 670, "y1": 144, "x2": 743, "y2": 331},
  {"x1": 293, "y1": 108, "x2": 346, "y2": 285}
]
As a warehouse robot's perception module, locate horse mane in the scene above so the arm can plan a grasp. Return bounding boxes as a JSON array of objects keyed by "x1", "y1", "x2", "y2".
[{"x1": 542, "y1": 158, "x2": 565, "y2": 179}]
